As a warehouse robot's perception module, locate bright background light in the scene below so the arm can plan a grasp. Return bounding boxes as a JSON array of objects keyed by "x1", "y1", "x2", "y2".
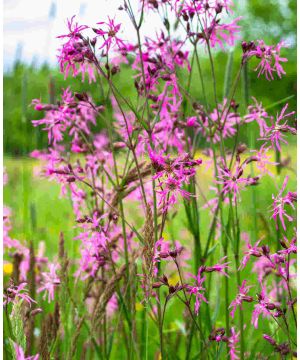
[
  {"x1": 4, "y1": 0, "x2": 295, "y2": 71},
  {"x1": 4, "y1": 0, "x2": 167, "y2": 70}
]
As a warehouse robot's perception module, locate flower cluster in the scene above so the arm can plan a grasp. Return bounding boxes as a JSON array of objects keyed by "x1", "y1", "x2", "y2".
[{"x1": 3, "y1": 1, "x2": 297, "y2": 358}]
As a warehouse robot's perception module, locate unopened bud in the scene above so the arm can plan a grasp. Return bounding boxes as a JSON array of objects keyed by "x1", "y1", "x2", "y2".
[
  {"x1": 263, "y1": 334, "x2": 277, "y2": 346},
  {"x1": 30, "y1": 308, "x2": 43, "y2": 317},
  {"x1": 152, "y1": 282, "x2": 162, "y2": 289},
  {"x1": 67, "y1": 176, "x2": 76, "y2": 183},
  {"x1": 241, "y1": 295, "x2": 253, "y2": 303},
  {"x1": 237, "y1": 144, "x2": 247, "y2": 154},
  {"x1": 75, "y1": 92, "x2": 88, "y2": 102},
  {"x1": 262, "y1": 245, "x2": 270, "y2": 255},
  {"x1": 265, "y1": 303, "x2": 276, "y2": 310},
  {"x1": 111, "y1": 65, "x2": 120, "y2": 75},
  {"x1": 90, "y1": 37, "x2": 97, "y2": 47}
]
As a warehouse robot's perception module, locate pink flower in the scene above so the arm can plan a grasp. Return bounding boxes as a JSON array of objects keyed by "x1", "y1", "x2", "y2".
[
  {"x1": 37, "y1": 263, "x2": 61, "y2": 302},
  {"x1": 74, "y1": 229, "x2": 109, "y2": 280},
  {"x1": 271, "y1": 176, "x2": 296, "y2": 231},
  {"x1": 244, "y1": 97, "x2": 270, "y2": 137},
  {"x1": 186, "y1": 116, "x2": 199, "y2": 127},
  {"x1": 202, "y1": 18, "x2": 241, "y2": 50},
  {"x1": 229, "y1": 280, "x2": 252, "y2": 318},
  {"x1": 239, "y1": 238, "x2": 262, "y2": 270},
  {"x1": 186, "y1": 269, "x2": 208, "y2": 315},
  {"x1": 216, "y1": 160, "x2": 258, "y2": 202},
  {"x1": 228, "y1": 327, "x2": 240, "y2": 360},
  {"x1": 250, "y1": 145, "x2": 278, "y2": 177},
  {"x1": 32, "y1": 88, "x2": 97, "y2": 146},
  {"x1": 251, "y1": 256, "x2": 275, "y2": 282},
  {"x1": 4, "y1": 282, "x2": 36, "y2": 306},
  {"x1": 278, "y1": 236, "x2": 297, "y2": 256},
  {"x1": 149, "y1": 151, "x2": 201, "y2": 212},
  {"x1": 13, "y1": 343, "x2": 39, "y2": 360},
  {"x1": 204, "y1": 99, "x2": 240, "y2": 143},
  {"x1": 57, "y1": 16, "x2": 96, "y2": 82},
  {"x1": 176, "y1": 0, "x2": 234, "y2": 19},
  {"x1": 157, "y1": 177, "x2": 192, "y2": 212},
  {"x1": 260, "y1": 103, "x2": 296, "y2": 151},
  {"x1": 251, "y1": 283, "x2": 276, "y2": 328},
  {"x1": 95, "y1": 17, "x2": 125, "y2": 52},
  {"x1": 205, "y1": 257, "x2": 230, "y2": 277},
  {"x1": 243, "y1": 40, "x2": 288, "y2": 80}
]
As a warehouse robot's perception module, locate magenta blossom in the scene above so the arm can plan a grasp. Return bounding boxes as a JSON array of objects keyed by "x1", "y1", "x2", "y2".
[
  {"x1": 260, "y1": 103, "x2": 296, "y2": 151},
  {"x1": 57, "y1": 16, "x2": 96, "y2": 82},
  {"x1": 157, "y1": 177, "x2": 193, "y2": 212},
  {"x1": 205, "y1": 257, "x2": 230, "y2": 277},
  {"x1": 216, "y1": 160, "x2": 258, "y2": 202},
  {"x1": 186, "y1": 269, "x2": 208, "y2": 315},
  {"x1": 229, "y1": 280, "x2": 253, "y2": 318},
  {"x1": 251, "y1": 283, "x2": 277, "y2": 328},
  {"x1": 278, "y1": 236, "x2": 297, "y2": 256},
  {"x1": 95, "y1": 17, "x2": 125, "y2": 52},
  {"x1": 271, "y1": 176, "x2": 296, "y2": 231},
  {"x1": 243, "y1": 40, "x2": 288, "y2": 80},
  {"x1": 239, "y1": 238, "x2": 262, "y2": 270},
  {"x1": 204, "y1": 99, "x2": 241, "y2": 143},
  {"x1": 202, "y1": 17, "x2": 241, "y2": 50}
]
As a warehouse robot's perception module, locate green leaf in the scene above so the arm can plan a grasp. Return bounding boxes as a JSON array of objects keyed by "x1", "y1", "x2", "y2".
[
  {"x1": 265, "y1": 95, "x2": 295, "y2": 110},
  {"x1": 9, "y1": 301, "x2": 26, "y2": 355},
  {"x1": 206, "y1": 243, "x2": 219, "y2": 257}
]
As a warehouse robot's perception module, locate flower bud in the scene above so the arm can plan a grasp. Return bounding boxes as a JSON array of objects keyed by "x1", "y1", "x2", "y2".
[
  {"x1": 241, "y1": 295, "x2": 253, "y2": 303},
  {"x1": 111, "y1": 65, "x2": 120, "y2": 75},
  {"x1": 262, "y1": 245, "x2": 270, "y2": 256},
  {"x1": 152, "y1": 282, "x2": 162, "y2": 289},
  {"x1": 237, "y1": 144, "x2": 247, "y2": 154},
  {"x1": 265, "y1": 303, "x2": 276, "y2": 310},
  {"x1": 30, "y1": 308, "x2": 43, "y2": 317},
  {"x1": 263, "y1": 334, "x2": 276, "y2": 346},
  {"x1": 75, "y1": 92, "x2": 88, "y2": 102},
  {"x1": 251, "y1": 250, "x2": 262, "y2": 257},
  {"x1": 169, "y1": 250, "x2": 178, "y2": 258},
  {"x1": 160, "y1": 252, "x2": 169, "y2": 259}
]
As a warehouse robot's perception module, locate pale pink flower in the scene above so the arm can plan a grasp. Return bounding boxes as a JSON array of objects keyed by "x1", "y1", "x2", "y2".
[
  {"x1": 244, "y1": 97, "x2": 270, "y2": 137},
  {"x1": 250, "y1": 145, "x2": 278, "y2": 177},
  {"x1": 228, "y1": 327, "x2": 240, "y2": 360},
  {"x1": 37, "y1": 263, "x2": 61, "y2": 302},
  {"x1": 229, "y1": 280, "x2": 252, "y2": 318},
  {"x1": 4, "y1": 282, "x2": 36, "y2": 307},
  {"x1": 13, "y1": 343, "x2": 39, "y2": 360},
  {"x1": 271, "y1": 176, "x2": 296, "y2": 231}
]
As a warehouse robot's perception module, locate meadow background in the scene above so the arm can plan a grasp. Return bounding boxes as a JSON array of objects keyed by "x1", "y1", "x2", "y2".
[{"x1": 3, "y1": 1, "x2": 297, "y2": 358}]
